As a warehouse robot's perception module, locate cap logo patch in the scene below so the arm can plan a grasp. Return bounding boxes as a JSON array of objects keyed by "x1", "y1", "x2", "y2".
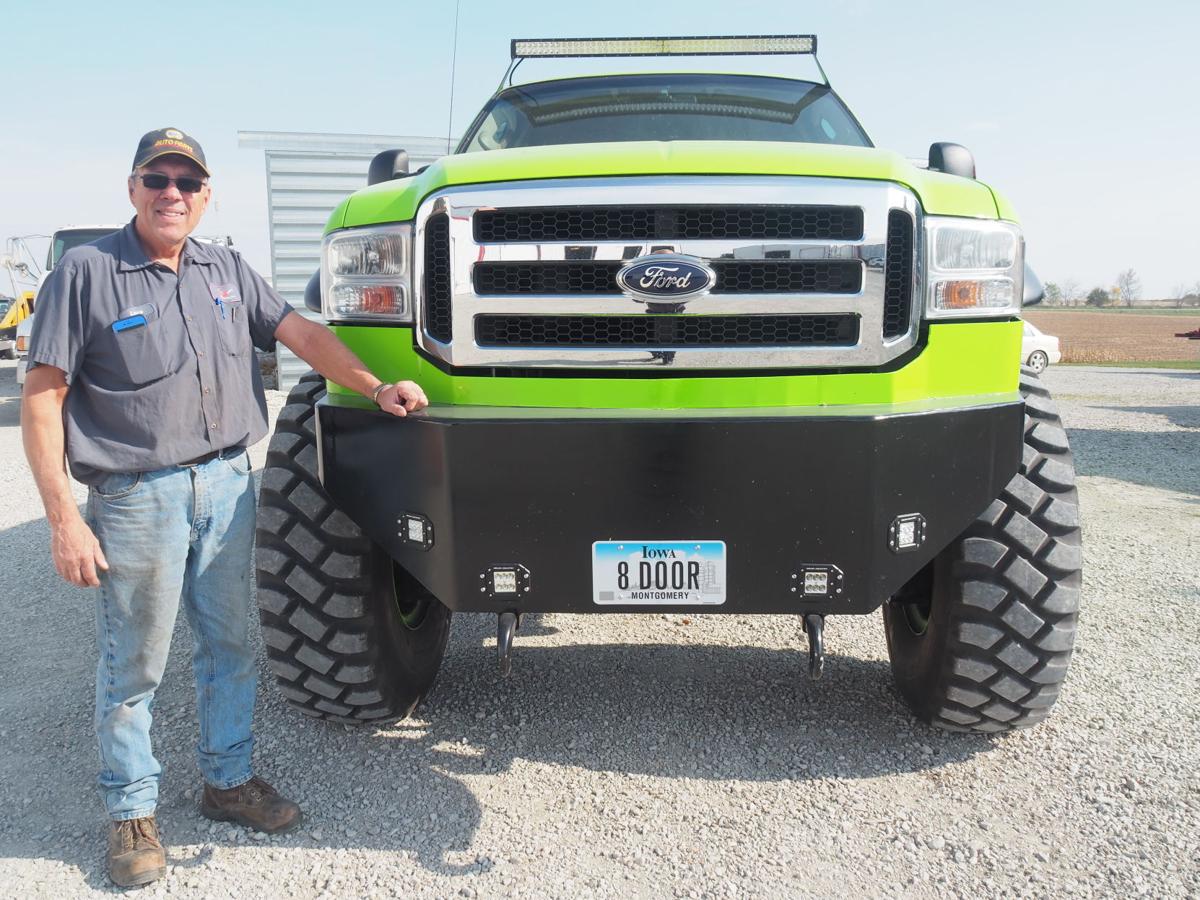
[
  {"x1": 165, "y1": 129, "x2": 184, "y2": 139},
  {"x1": 153, "y1": 138, "x2": 194, "y2": 153}
]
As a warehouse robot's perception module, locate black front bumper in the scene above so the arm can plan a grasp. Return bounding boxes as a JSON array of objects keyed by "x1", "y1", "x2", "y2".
[{"x1": 316, "y1": 399, "x2": 1022, "y2": 615}]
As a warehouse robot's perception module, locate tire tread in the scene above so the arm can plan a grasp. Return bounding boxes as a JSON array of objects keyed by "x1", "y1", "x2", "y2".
[
  {"x1": 885, "y1": 367, "x2": 1081, "y2": 733},
  {"x1": 255, "y1": 372, "x2": 451, "y2": 723}
]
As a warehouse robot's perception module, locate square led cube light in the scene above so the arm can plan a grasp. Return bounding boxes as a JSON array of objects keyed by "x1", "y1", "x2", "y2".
[
  {"x1": 803, "y1": 570, "x2": 830, "y2": 595},
  {"x1": 791, "y1": 564, "x2": 844, "y2": 599},
  {"x1": 397, "y1": 513, "x2": 434, "y2": 550},
  {"x1": 405, "y1": 517, "x2": 425, "y2": 543},
  {"x1": 889, "y1": 514, "x2": 927, "y2": 553},
  {"x1": 492, "y1": 569, "x2": 519, "y2": 594}
]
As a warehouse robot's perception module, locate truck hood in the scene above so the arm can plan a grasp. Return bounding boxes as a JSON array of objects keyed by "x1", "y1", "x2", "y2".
[{"x1": 334, "y1": 141, "x2": 1011, "y2": 231}]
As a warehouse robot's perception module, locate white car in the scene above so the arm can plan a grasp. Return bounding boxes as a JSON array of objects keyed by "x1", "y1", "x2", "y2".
[{"x1": 1022, "y1": 320, "x2": 1061, "y2": 373}]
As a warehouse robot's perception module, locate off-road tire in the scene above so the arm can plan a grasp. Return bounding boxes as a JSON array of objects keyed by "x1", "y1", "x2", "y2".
[
  {"x1": 883, "y1": 368, "x2": 1081, "y2": 733},
  {"x1": 255, "y1": 372, "x2": 452, "y2": 723}
]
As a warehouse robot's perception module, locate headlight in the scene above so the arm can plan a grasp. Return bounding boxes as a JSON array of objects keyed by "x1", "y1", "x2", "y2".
[
  {"x1": 321, "y1": 224, "x2": 413, "y2": 322},
  {"x1": 924, "y1": 218, "x2": 1023, "y2": 319}
]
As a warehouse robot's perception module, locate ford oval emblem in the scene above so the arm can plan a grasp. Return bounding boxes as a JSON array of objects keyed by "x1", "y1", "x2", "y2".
[{"x1": 616, "y1": 253, "x2": 716, "y2": 303}]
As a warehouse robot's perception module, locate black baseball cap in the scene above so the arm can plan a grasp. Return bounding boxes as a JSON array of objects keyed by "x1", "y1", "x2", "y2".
[{"x1": 131, "y1": 127, "x2": 210, "y2": 176}]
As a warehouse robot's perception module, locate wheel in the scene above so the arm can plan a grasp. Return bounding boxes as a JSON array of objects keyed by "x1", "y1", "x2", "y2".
[
  {"x1": 1026, "y1": 350, "x2": 1048, "y2": 374},
  {"x1": 1, "y1": 347, "x2": 15, "y2": 361},
  {"x1": 883, "y1": 368, "x2": 1081, "y2": 733},
  {"x1": 255, "y1": 372, "x2": 452, "y2": 723}
]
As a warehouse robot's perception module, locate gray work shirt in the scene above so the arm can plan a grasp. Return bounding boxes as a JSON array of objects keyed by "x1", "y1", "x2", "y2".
[{"x1": 28, "y1": 219, "x2": 292, "y2": 485}]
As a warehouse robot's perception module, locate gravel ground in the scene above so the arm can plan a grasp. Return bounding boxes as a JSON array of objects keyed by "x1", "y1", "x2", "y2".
[{"x1": 0, "y1": 362, "x2": 1196, "y2": 898}]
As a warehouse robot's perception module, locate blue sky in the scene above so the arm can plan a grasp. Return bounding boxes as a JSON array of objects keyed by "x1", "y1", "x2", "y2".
[{"x1": 3, "y1": 0, "x2": 1197, "y2": 297}]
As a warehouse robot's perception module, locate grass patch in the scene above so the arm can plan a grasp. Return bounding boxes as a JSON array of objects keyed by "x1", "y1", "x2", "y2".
[
  {"x1": 1060, "y1": 360, "x2": 1200, "y2": 370},
  {"x1": 1033, "y1": 307, "x2": 1200, "y2": 316}
]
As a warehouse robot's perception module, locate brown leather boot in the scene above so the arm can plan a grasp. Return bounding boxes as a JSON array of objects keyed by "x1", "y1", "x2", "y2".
[
  {"x1": 200, "y1": 776, "x2": 302, "y2": 833},
  {"x1": 107, "y1": 816, "x2": 166, "y2": 887}
]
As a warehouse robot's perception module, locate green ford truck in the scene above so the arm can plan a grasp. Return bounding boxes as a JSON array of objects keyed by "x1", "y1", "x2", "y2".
[{"x1": 256, "y1": 36, "x2": 1080, "y2": 734}]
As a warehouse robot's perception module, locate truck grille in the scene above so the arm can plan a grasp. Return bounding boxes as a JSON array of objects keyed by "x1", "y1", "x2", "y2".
[
  {"x1": 423, "y1": 213, "x2": 452, "y2": 343},
  {"x1": 476, "y1": 314, "x2": 858, "y2": 348},
  {"x1": 415, "y1": 176, "x2": 921, "y2": 370},
  {"x1": 475, "y1": 205, "x2": 864, "y2": 243},
  {"x1": 473, "y1": 260, "x2": 862, "y2": 296},
  {"x1": 883, "y1": 210, "x2": 914, "y2": 339}
]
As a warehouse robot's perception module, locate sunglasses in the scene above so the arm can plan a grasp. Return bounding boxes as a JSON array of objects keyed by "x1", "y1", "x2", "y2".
[{"x1": 134, "y1": 173, "x2": 208, "y2": 193}]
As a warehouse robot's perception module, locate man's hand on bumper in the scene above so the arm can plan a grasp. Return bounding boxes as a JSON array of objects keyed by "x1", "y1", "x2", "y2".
[
  {"x1": 273, "y1": 312, "x2": 429, "y2": 418},
  {"x1": 376, "y1": 381, "x2": 428, "y2": 417}
]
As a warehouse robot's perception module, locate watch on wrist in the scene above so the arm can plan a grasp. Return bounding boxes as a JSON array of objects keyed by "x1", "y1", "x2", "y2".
[{"x1": 371, "y1": 382, "x2": 392, "y2": 405}]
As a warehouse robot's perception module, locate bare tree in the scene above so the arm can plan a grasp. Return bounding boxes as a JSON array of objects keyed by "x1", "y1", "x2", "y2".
[
  {"x1": 1171, "y1": 283, "x2": 1188, "y2": 309},
  {"x1": 1059, "y1": 278, "x2": 1082, "y2": 307},
  {"x1": 1115, "y1": 269, "x2": 1141, "y2": 307}
]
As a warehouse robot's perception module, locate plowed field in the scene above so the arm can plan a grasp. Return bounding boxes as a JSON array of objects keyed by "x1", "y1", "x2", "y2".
[{"x1": 1023, "y1": 310, "x2": 1200, "y2": 363}]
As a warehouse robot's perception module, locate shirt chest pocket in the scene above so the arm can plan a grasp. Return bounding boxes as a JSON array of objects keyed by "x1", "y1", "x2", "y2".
[
  {"x1": 209, "y1": 296, "x2": 253, "y2": 358},
  {"x1": 107, "y1": 319, "x2": 173, "y2": 385}
]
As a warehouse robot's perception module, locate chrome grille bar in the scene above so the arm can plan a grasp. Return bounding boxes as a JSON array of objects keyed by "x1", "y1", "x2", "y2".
[{"x1": 413, "y1": 176, "x2": 921, "y2": 370}]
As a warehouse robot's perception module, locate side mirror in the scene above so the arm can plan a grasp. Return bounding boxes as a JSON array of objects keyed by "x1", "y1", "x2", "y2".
[
  {"x1": 1023, "y1": 264, "x2": 1044, "y2": 306},
  {"x1": 304, "y1": 269, "x2": 321, "y2": 313},
  {"x1": 928, "y1": 143, "x2": 976, "y2": 179},
  {"x1": 367, "y1": 149, "x2": 410, "y2": 186}
]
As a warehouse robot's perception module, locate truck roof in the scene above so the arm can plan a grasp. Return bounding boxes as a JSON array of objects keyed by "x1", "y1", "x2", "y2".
[{"x1": 53, "y1": 224, "x2": 125, "y2": 234}]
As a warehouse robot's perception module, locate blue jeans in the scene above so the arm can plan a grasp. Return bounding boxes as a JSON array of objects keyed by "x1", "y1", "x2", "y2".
[{"x1": 86, "y1": 450, "x2": 257, "y2": 820}]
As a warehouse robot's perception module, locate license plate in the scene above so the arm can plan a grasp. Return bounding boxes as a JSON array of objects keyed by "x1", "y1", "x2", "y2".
[{"x1": 592, "y1": 541, "x2": 726, "y2": 606}]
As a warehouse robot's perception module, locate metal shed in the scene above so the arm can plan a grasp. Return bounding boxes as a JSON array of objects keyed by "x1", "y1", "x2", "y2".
[{"x1": 237, "y1": 131, "x2": 449, "y2": 391}]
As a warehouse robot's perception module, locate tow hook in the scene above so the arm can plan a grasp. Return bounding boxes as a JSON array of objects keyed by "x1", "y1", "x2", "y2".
[
  {"x1": 497, "y1": 611, "x2": 519, "y2": 677},
  {"x1": 802, "y1": 613, "x2": 825, "y2": 679}
]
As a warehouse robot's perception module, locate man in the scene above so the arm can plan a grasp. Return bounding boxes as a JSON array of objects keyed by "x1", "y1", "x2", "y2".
[{"x1": 21, "y1": 128, "x2": 428, "y2": 888}]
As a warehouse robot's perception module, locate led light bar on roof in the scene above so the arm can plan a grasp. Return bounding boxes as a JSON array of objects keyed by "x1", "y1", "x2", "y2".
[{"x1": 511, "y1": 35, "x2": 817, "y2": 59}]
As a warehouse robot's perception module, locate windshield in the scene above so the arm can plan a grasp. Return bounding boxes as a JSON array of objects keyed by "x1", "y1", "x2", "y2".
[
  {"x1": 460, "y1": 74, "x2": 871, "y2": 153},
  {"x1": 50, "y1": 228, "x2": 119, "y2": 268}
]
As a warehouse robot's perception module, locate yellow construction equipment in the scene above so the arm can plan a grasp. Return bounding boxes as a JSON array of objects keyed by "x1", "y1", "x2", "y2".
[{"x1": 0, "y1": 290, "x2": 35, "y2": 330}]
